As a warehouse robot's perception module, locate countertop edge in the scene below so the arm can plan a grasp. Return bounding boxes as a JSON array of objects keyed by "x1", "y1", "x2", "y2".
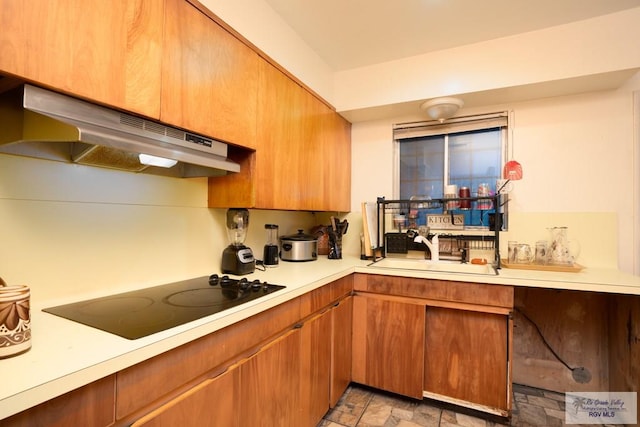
[
  {"x1": 2, "y1": 257, "x2": 640, "y2": 419},
  {"x1": 0, "y1": 261, "x2": 356, "y2": 420}
]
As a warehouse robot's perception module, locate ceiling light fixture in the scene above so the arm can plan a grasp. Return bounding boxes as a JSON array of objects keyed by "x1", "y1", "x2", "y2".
[{"x1": 420, "y1": 97, "x2": 464, "y2": 122}]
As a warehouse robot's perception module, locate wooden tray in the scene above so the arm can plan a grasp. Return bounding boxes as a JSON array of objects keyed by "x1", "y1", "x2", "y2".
[{"x1": 500, "y1": 259, "x2": 584, "y2": 273}]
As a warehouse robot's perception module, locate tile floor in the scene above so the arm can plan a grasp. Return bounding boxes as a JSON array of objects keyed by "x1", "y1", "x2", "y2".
[{"x1": 319, "y1": 383, "x2": 619, "y2": 427}]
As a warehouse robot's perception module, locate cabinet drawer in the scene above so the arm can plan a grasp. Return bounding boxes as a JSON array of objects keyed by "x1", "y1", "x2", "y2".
[
  {"x1": 3, "y1": 375, "x2": 116, "y2": 427},
  {"x1": 131, "y1": 367, "x2": 241, "y2": 427},
  {"x1": 300, "y1": 275, "x2": 353, "y2": 316},
  {"x1": 354, "y1": 273, "x2": 513, "y2": 309}
]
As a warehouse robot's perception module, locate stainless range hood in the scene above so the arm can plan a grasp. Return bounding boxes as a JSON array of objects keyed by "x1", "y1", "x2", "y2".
[{"x1": 0, "y1": 84, "x2": 240, "y2": 178}]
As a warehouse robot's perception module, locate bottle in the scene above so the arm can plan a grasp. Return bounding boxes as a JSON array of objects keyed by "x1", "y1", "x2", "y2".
[{"x1": 263, "y1": 224, "x2": 279, "y2": 267}]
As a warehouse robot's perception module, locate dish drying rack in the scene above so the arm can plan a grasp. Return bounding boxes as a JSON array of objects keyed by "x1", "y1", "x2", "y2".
[{"x1": 374, "y1": 195, "x2": 506, "y2": 268}]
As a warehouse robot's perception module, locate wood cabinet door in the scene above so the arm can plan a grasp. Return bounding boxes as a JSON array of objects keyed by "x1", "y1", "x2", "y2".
[
  {"x1": 131, "y1": 367, "x2": 241, "y2": 427},
  {"x1": 424, "y1": 306, "x2": 510, "y2": 413},
  {"x1": 319, "y1": 112, "x2": 351, "y2": 212},
  {"x1": 15, "y1": 0, "x2": 163, "y2": 118},
  {"x1": 207, "y1": 57, "x2": 351, "y2": 211},
  {"x1": 162, "y1": 0, "x2": 259, "y2": 148},
  {"x1": 2, "y1": 375, "x2": 116, "y2": 427},
  {"x1": 239, "y1": 329, "x2": 302, "y2": 426},
  {"x1": 239, "y1": 313, "x2": 333, "y2": 427},
  {"x1": 331, "y1": 296, "x2": 353, "y2": 406},
  {"x1": 254, "y1": 60, "x2": 306, "y2": 209},
  {"x1": 0, "y1": 0, "x2": 24, "y2": 78},
  {"x1": 254, "y1": 60, "x2": 352, "y2": 211},
  {"x1": 352, "y1": 293, "x2": 425, "y2": 399},
  {"x1": 299, "y1": 311, "x2": 332, "y2": 426},
  {"x1": 297, "y1": 95, "x2": 351, "y2": 212}
]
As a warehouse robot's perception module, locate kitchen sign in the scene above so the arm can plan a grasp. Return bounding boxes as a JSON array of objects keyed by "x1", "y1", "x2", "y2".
[
  {"x1": 565, "y1": 392, "x2": 637, "y2": 424},
  {"x1": 427, "y1": 214, "x2": 464, "y2": 230}
]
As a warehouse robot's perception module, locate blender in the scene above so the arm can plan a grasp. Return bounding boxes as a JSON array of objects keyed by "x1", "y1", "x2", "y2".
[
  {"x1": 221, "y1": 208, "x2": 255, "y2": 275},
  {"x1": 263, "y1": 224, "x2": 279, "y2": 267}
]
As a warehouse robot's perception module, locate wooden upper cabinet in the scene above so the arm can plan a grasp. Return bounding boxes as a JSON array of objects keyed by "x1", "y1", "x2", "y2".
[
  {"x1": 208, "y1": 60, "x2": 308, "y2": 210},
  {"x1": 161, "y1": 0, "x2": 259, "y2": 149},
  {"x1": 0, "y1": 1, "x2": 25, "y2": 78},
  {"x1": 3, "y1": 0, "x2": 163, "y2": 118},
  {"x1": 254, "y1": 60, "x2": 306, "y2": 209},
  {"x1": 318, "y1": 109, "x2": 351, "y2": 212},
  {"x1": 208, "y1": 59, "x2": 351, "y2": 211}
]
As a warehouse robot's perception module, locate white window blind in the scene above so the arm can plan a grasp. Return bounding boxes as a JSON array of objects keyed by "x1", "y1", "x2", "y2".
[{"x1": 393, "y1": 112, "x2": 508, "y2": 140}]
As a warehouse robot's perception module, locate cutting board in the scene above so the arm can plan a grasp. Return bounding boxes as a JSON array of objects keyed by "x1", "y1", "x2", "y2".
[
  {"x1": 501, "y1": 259, "x2": 584, "y2": 273},
  {"x1": 362, "y1": 202, "x2": 380, "y2": 257}
]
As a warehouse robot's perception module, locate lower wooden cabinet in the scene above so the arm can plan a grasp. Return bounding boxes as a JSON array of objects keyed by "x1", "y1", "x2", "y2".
[
  {"x1": 240, "y1": 328, "x2": 302, "y2": 426},
  {"x1": 239, "y1": 309, "x2": 333, "y2": 427},
  {"x1": 330, "y1": 295, "x2": 353, "y2": 406},
  {"x1": 352, "y1": 273, "x2": 513, "y2": 417},
  {"x1": 129, "y1": 288, "x2": 348, "y2": 427},
  {"x1": 299, "y1": 311, "x2": 332, "y2": 425},
  {"x1": 132, "y1": 366, "x2": 241, "y2": 427},
  {"x1": 352, "y1": 293, "x2": 426, "y2": 399},
  {"x1": 6, "y1": 273, "x2": 519, "y2": 423},
  {"x1": 2, "y1": 375, "x2": 116, "y2": 427},
  {"x1": 424, "y1": 306, "x2": 511, "y2": 415}
]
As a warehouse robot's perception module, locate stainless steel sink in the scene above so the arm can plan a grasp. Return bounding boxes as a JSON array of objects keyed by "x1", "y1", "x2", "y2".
[{"x1": 368, "y1": 258, "x2": 497, "y2": 275}]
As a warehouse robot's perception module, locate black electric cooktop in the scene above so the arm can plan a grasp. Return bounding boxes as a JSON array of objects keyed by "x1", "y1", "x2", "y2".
[{"x1": 43, "y1": 275, "x2": 285, "y2": 340}]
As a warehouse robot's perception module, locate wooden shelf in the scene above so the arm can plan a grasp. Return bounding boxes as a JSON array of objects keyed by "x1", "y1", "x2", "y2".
[{"x1": 500, "y1": 259, "x2": 584, "y2": 273}]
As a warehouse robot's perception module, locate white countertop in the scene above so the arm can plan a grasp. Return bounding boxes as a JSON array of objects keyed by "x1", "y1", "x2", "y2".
[{"x1": 2, "y1": 256, "x2": 640, "y2": 420}]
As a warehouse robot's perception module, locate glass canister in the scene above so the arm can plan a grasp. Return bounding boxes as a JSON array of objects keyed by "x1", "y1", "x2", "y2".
[
  {"x1": 0, "y1": 284, "x2": 31, "y2": 358},
  {"x1": 444, "y1": 184, "x2": 459, "y2": 211},
  {"x1": 263, "y1": 224, "x2": 279, "y2": 267},
  {"x1": 535, "y1": 240, "x2": 548, "y2": 265}
]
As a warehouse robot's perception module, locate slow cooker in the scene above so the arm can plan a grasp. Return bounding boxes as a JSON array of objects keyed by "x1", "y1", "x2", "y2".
[{"x1": 280, "y1": 230, "x2": 318, "y2": 262}]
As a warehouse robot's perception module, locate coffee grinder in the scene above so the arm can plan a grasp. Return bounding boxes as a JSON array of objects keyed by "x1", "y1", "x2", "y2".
[{"x1": 221, "y1": 208, "x2": 255, "y2": 275}]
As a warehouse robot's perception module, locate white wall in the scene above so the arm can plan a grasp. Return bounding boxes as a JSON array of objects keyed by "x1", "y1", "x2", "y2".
[
  {"x1": 193, "y1": 3, "x2": 640, "y2": 120},
  {"x1": 0, "y1": 155, "x2": 317, "y2": 302},
  {"x1": 351, "y1": 78, "x2": 640, "y2": 272},
  {"x1": 197, "y1": 1, "x2": 640, "y2": 272},
  {"x1": 198, "y1": 0, "x2": 334, "y2": 102},
  {"x1": 333, "y1": 7, "x2": 640, "y2": 112},
  {"x1": 4, "y1": 2, "x2": 639, "y2": 303}
]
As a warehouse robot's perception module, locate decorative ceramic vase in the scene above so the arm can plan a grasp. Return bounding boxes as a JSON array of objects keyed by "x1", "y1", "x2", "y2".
[{"x1": 0, "y1": 285, "x2": 31, "y2": 358}]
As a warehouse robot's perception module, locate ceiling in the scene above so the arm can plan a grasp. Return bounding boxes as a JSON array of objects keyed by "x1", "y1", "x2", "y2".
[{"x1": 263, "y1": 0, "x2": 640, "y2": 71}]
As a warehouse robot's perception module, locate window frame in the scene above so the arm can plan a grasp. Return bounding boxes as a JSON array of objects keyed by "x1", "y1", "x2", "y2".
[{"x1": 392, "y1": 112, "x2": 509, "y2": 199}]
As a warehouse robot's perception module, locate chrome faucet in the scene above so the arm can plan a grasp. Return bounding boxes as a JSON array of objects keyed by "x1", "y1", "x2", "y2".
[{"x1": 414, "y1": 234, "x2": 439, "y2": 262}]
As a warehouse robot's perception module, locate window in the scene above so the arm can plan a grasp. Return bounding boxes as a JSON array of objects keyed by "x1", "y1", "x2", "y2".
[{"x1": 394, "y1": 113, "x2": 508, "y2": 227}]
